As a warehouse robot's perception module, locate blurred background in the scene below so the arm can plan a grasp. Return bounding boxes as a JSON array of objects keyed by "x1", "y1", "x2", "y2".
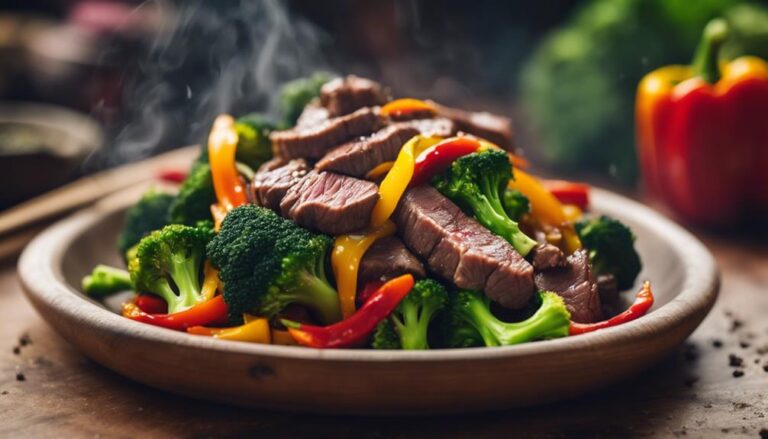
[{"x1": 0, "y1": 0, "x2": 766, "y2": 210}]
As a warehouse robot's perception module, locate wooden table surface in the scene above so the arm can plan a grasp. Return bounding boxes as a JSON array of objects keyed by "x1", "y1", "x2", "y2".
[{"x1": 0, "y1": 221, "x2": 766, "y2": 438}]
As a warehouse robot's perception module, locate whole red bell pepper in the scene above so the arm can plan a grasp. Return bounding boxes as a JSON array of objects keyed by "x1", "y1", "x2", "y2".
[
  {"x1": 123, "y1": 294, "x2": 229, "y2": 331},
  {"x1": 570, "y1": 282, "x2": 654, "y2": 335},
  {"x1": 636, "y1": 19, "x2": 768, "y2": 225},
  {"x1": 283, "y1": 274, "x2": 414, "y2": 348}
]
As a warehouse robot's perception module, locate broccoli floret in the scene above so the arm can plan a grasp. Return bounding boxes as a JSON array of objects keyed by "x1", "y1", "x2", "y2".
[
  {"x1": 448, "y1": 290, "x2": 570, "y2": 347},
  {"x1": 278, "y1": 72, "x2": 331, "y2": 127},
  {"x1": 371, "y1": 320, "x2": 401, "y2": 350},
  {"x1": 433, "y1": 150, "x2": 537, "y2": 256},
  {"x1": 82, "y1": 265, "x2": 133, "y2": 297},
  {"x1": 575, "y1": 215, "x2": 642, "y2": 290},
  {"x1": 234, "y1": 113, "x2": 276, "y2": 170},
  {"x1": 502, "y1": 189, "x2": 531, "y2": 221},
  {"x1": 129, "y1": 223, "x2": 214, "y2": 314},
  {"x1": 395, "y1": 279, "x2": 449, "y2": 350},
  {"x1": 117, "y1": 189, "x2": 174, "y2": 256},
  {"x1": 206, "y1": 205, "x2": 341, "y2": 325},
  {"x1": 167, "y1": 153, "x2": 216, "y2": 226}
]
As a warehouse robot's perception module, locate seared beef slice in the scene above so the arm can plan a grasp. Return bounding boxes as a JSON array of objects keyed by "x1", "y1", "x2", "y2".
[
  {"x1": 280, "y1": 171, "x2": 379, "y2": 235},
  {"x1": 394, "y1": 185, "x2": 534, "y2": 309},
  {"x1": 359, "y1": 236, "x2": 426, "y2": 283},
  {"x1": 320, "y1": 75, "x2": 388, "y2": 117},
  {"x1": 435, "y1": 104, "x2": 514, "y2": 149},
  {"x1": 270, "y1": 107, "x2": 382, "y2": 160},
  {"x1": 534, "y1": 249, "x2": 602, "y2": 323},
  {"x1": 316, "y1": 125, "x2": 419, "y2": 177},
  {"x1": 251, "y1": 159, "x2": 310, "y2": 210}
]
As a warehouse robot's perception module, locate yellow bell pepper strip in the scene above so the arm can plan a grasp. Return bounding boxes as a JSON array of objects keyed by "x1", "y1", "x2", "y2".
[
  {"x1": 636, "y1": 19, "x2": 768, "y2": 225},
  {"x1": 187, "y1": 315, "x2": 271, "y2": 343},
  {"x1": 365, "y1": 161, "x2": 395, "y2": 180},
  {"x1": 208, "y1": 114, "x2": 248, "y2": 212},
  {"x1": 332, "y1": 220, "x2": 396, "y2": 318},
  {"x1": 272, "y1": 329, "x2": 299, "y2": 345},
  {"x1": 508, "y1": 169, "x2": 581, "y2": 253},
  {"x1": 283, "y1": 274, "x2": 415, "y2": 348},
  {"x1": 561, "y1": 205, "x2": 584, "y2": 223},
  {"x1": 381, "y1": 98, "x2": 437, "y2": 119},
  {"x1": 370, "y1": 135, "x2": 442, "y2": 227},
  {"x1": 210, "y1": 203, "x2": 227, "y2": 232},
  {"x1": 122, "y1": 294, "x2": 229, "y2": 331},
  {"x1": 200, "y1": 261, "x2": 219, "y2": 301}
]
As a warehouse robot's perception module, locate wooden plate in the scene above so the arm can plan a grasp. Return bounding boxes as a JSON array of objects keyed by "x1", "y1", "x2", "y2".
[{"x1": 18, "y1": 186, "x2": 719, "y2": 415}]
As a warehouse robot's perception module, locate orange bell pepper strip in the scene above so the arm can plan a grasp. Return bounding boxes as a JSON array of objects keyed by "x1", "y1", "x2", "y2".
[
  {"x1": 208, "y1": 114, "x2": 248, "y2": 212},
  {"x1": 636, "y1": 19, "x2": 768, "y2": 225},
  {"x1": 332, "y1": 221, "x2": 396, "y2": 318},
  {"x1": 187, "y1": 315, "x2": 271, "y2": 343},
  {"x1": 381, "y1": 98, "x2": 437, "y2": 119},
  {"x1": 508, "y1": 169, "x2": 581, "y2": 253}
]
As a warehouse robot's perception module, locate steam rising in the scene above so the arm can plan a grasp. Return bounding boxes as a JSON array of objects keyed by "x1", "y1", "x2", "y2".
[{"x1": 105, "y1": 0, "x2": 331, "y2": 166}]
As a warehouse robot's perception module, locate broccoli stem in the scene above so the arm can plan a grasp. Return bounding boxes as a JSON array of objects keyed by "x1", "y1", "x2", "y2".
[
  {"x1": 290, "y1": 270, "x2": 342, "y2": 325},
  {"x1": 168, "y1": 252, "x2": 203, "y2": 311},
  {"x1": 467, "y1": 195, "x2": 537, "y2": 257},
  {"x1": 392, "y1": 303, "x2": 431, "y2": 350}
]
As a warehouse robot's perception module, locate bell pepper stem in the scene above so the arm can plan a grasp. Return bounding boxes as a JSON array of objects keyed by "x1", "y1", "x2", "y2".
[{"x1": 692, "y1": 18, "x2": 729, "y2": 84}]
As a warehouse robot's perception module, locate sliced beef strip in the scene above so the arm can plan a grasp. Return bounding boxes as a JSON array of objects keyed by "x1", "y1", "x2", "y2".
[
  {"x1": 359, "y1": 236, "x2": 426, "y2": 284},
  {"x1": 395, "y1": 185, "x2": 535, "y2": 309},
  {"x1": 295, "y1": 102, "x2": 329, "y2": 128},
  {"x1": 256, "y1": 157, "x2": 287, "y2": 173},
  {"x1": 280, "y1": 171, "x2": 379, "y2": 235},
  {"x1": 399, "y1": 117, "x2": 456, "y2": 138},
  {"x1": 315, "y1": 124, "x2": 419, "y2": 177},
  {"x1": 534, "y1": 249, "x2": 602, "y2": 323},
  {"x1": 251, "y1": 159, "x2": 310, "y2": 211},
  {"x1": 320, "y1": 75, "x2": 389, "y2": 117},
  {"x1": 270, "y1": 107, "x2": 383, "y2": 160},
  {"x1": 434, "y1": 103, "x2": 514, "y2": 149},
  {"x1": 530, "y1": 243, "x2": 566, "y2": 270}
]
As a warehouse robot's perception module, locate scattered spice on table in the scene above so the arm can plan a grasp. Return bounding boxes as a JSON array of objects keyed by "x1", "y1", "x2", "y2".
[
  {"x1": 763, "y1": 364, "x2": 768, "y2": 373},
  {"x1": 713, "y1": 339, "x2": 723, "y2": 348},
  {"x1": 730, "y1": 354, "x2": 745, "y2": 368},
  {"x1": 732, "y1": 370, "x2": 744, "y2": 378},
  {"x1": 12, "y1": 346, "x2": 20, "y2": 355},
  {"x1": 760, "y1": 428, "x2": 768, "y2": 439},
  {"x1": 740, "y1": 341, "x2": 751, "y2": 349},
  {"x1": 15, "y1": 372, "x2": 25, "y2": 382},
  {"x1": 18, "y1": 334, "x2": 31, "y2": 347}
]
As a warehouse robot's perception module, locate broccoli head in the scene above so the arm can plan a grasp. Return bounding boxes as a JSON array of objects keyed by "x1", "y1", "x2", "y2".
[
  {"x1": 129, "y1": 223, "x2": 214, "y2": 314},
  {"x1": 82, "y1": 265, "x2": 133, "y2": 297},
  {"x1": 278, "y1": 72, "x2": 331, "y2": 127},
  {"x1": 502, "y1": 189, "x2": 531, "y2": 221},
  {"x1": 433, "y1": 150, "x2": 537, "y2": 256},
  {"x1": 372, "y1": 279, "x2": 448, "y2": 350},
  {"x1": 575, "y1": 215, "x2": 642, "y2": 290},
  {"x1": 371, "y1": 320, "x2": 401, "y2": 350},
  {"x1": 117, "y1": 189, "x2": 174, "y2": 256},
  {"x1": 167, "y1": 159, "x2": 216, "y2": 226},
  {"x1": 448, "y1": 290, "x2": 570, "y2": 347},
  {"x1": 206, "y1": 205, "x2": 341, "y2": 325},
  {"x1": 234, "y1": 113, "x2": 276, "y2": 170}
]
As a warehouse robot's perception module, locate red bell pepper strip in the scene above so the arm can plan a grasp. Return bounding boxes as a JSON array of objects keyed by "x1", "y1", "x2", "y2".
[
  {"x1": 157, "y1": 169, "x2": 187, "y2": 184},
  {"x1": 356, "y1": 280, "x2": 385, "y2": 308},
  {"x1": 543, "y1": 180, "x2": 590, "y2": 211},
  {"x1": 122, "y1": 295, "x2": 229, "y2": 332},
  {"x1": 570, "y1": 282, "x2": 654, "y2": 335},
  {"x1": 410, "y1": 137, "x2": 482, "y2": 187},
  {"x1": 135, "y1": 294, "x2": 168, "y2": 314},
  {"x1": 283, "y1": 274, "x2": 415, "y2": 348}
]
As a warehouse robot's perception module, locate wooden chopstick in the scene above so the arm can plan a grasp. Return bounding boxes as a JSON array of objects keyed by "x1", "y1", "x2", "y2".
[{"x1": 0, "y1": 145, "x2": 198, "y2": 259}]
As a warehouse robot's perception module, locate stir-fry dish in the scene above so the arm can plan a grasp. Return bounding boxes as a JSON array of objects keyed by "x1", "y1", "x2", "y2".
[{"x1": 83, "y1": 75, "x2": 652, "y2": 349}]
